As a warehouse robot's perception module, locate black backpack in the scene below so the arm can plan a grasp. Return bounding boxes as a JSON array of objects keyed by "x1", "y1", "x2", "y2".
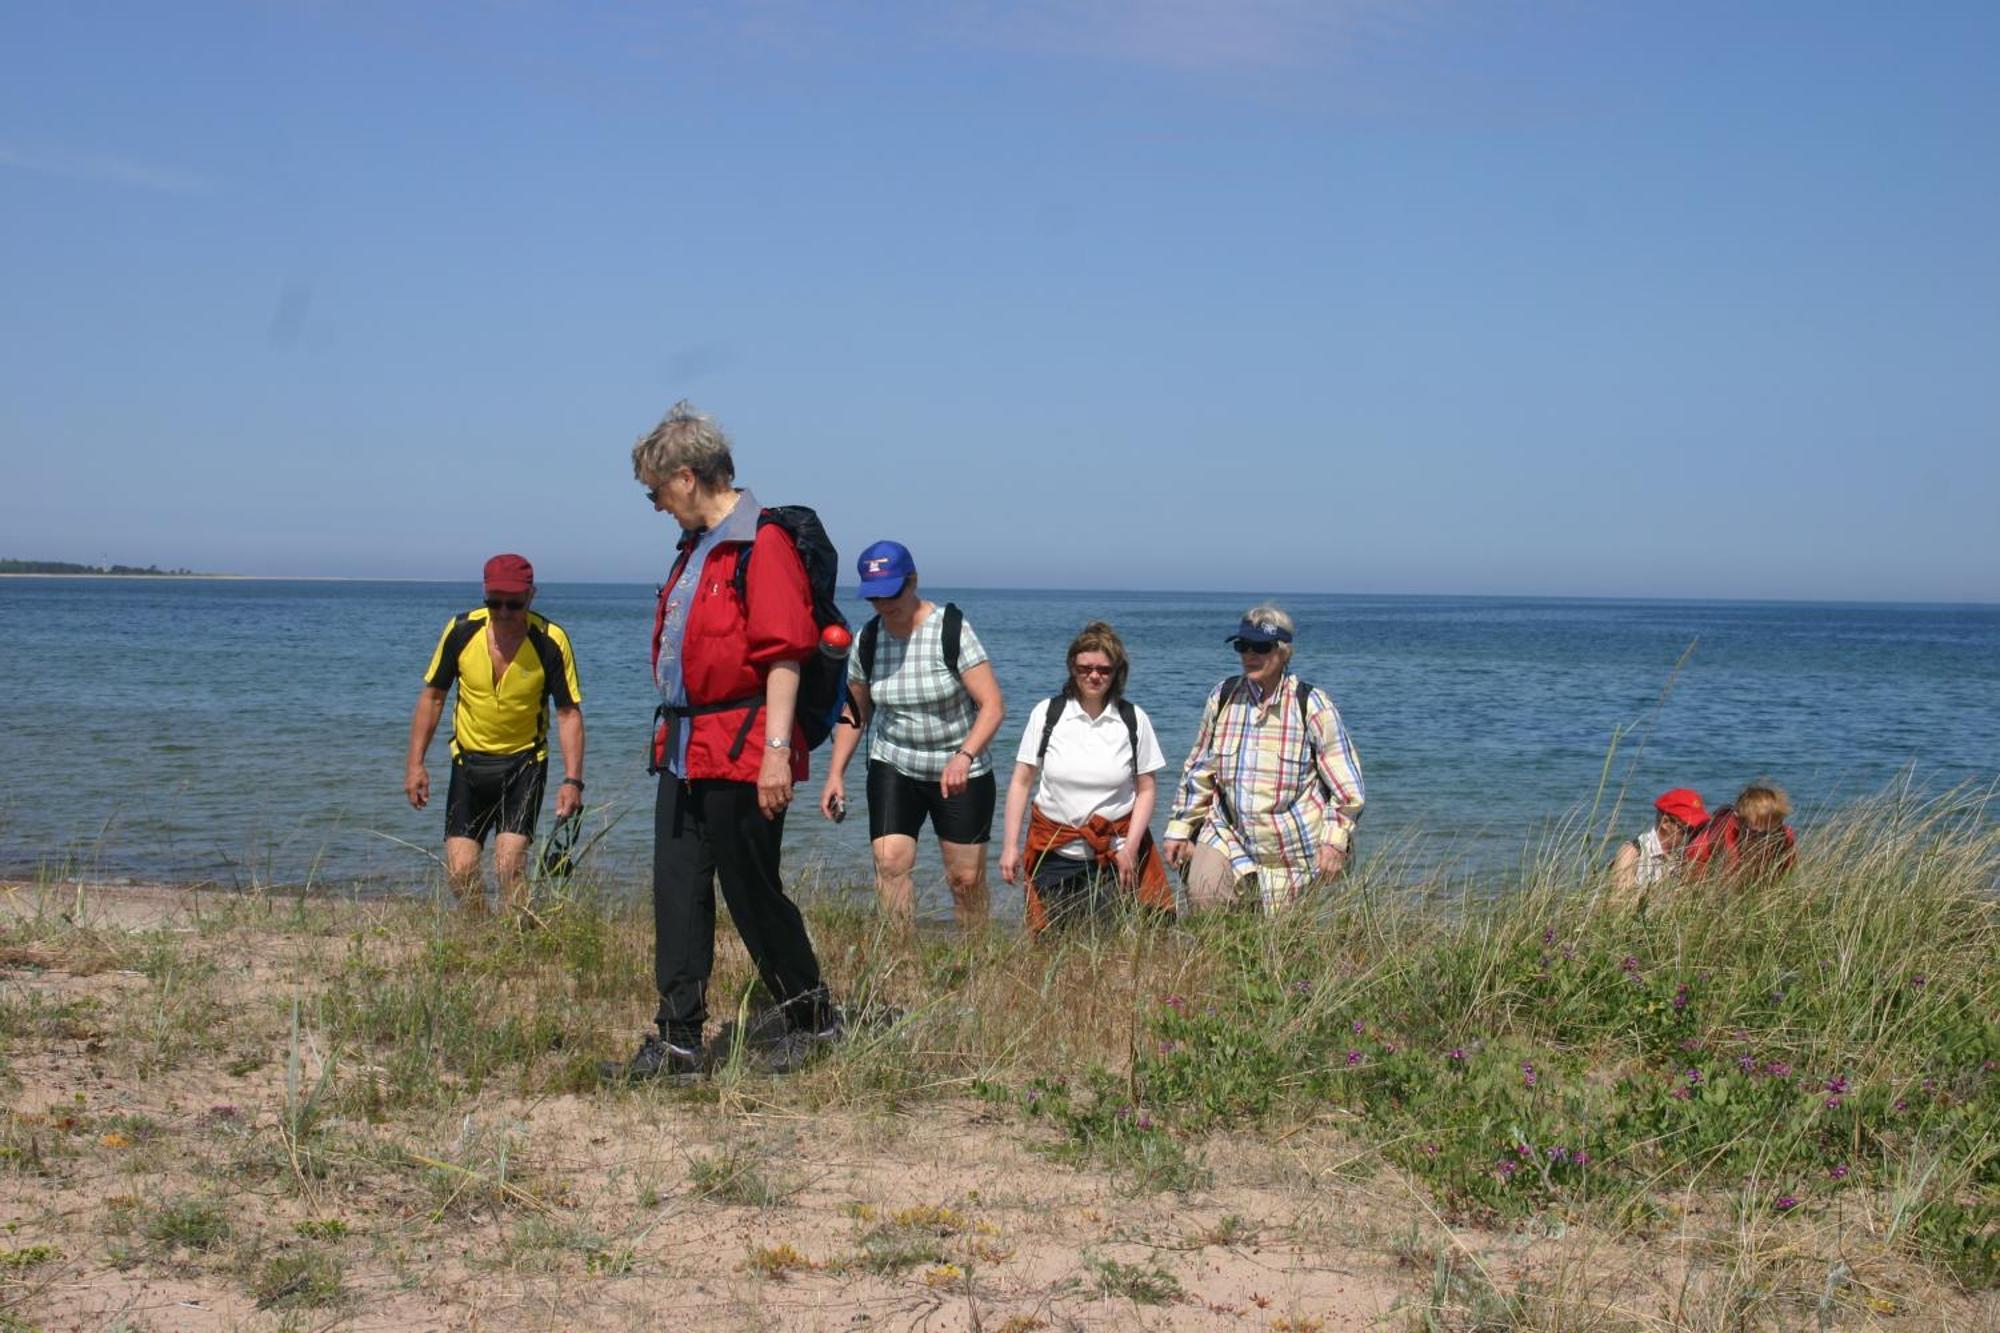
[
  {"x1": 855, "y1": 602, "x2": 964, "y2": 685},
  {"x1": 1034, "y1": 694, "x2": 1140, "y2": 780},
  {"x1": 731, "y1": 506, "x2": 850, "y2": 751}
]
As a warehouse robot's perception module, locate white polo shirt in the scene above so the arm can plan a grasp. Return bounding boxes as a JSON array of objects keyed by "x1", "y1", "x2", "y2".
[{"x1": 1015, "y1": 696, "x2": 1167, "y2": 858}]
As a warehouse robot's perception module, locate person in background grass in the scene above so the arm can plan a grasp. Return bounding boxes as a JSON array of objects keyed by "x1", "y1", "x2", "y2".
[
  {"x1": 1687, "y1": 781, "x2": 1798, "y2": 883},
  {"x1": 998, "y1": 621, "x2": 1173, "y2": 932},
  {"x1": 820, "y1": 540, "x2": 1006, "y2": 930},
  {"x1": 1610, "y1": 787, "x2": 1710, "y2": 899},
  {"x1": 1162, "y1": 603, "x2": 1365, "y2": 913},
  {"x1": 403, "y1": 554, "x2": 585, "y2": 917},
  {"x1": 611, "y1": 401, "x2": 839, "y2": 1082}
]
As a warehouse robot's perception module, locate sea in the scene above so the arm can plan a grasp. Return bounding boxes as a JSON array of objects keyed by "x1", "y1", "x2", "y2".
[{"x1": 3, "y1": 578, "x2": 1995, "y2": 914}]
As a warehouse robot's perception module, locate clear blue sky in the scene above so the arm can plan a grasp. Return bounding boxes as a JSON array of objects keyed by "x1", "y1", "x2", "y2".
[{"x1": 4, "y1": 1, "x2": 1995, "y2": 600}]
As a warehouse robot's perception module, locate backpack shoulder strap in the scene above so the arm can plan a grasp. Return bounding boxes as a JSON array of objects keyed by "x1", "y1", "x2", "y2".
[
  {"x1": 729, "y1": 509, "x2": 776, "y2": 605},
  {"x1": 942, "y1": 602, "x2": 964, "y2": 681},
  {"x1": 858, "y1": 615, "x2": 882, "y2": 682},
  {"x1": 1116, "y1": 698, "x2": 1140, "y2": 780},
  {"x1": 1034, "y1": 695, "x2": 1067, "y2": 765}
]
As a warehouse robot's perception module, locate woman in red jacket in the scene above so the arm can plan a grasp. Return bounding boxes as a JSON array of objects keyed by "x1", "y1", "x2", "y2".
[{"x1": 611, "y1": 401, "x2": 838, "y2": 1082}]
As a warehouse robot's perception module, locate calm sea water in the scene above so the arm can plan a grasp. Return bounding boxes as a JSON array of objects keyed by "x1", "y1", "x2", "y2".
[{"x1": 3, "y1": 579, "x2": 1995, "y2": 910}]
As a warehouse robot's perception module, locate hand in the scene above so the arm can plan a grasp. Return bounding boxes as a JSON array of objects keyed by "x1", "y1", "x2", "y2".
[
  {"x1": 1316, "y1": 843, "x2": 1349, "y2": 879},
  {"x1": 405, "y1": 764, "x2": 429, "y2": 810},
  {"x1": 757, "y1": 748, "x2": 794, "y2": 821},
  {"x1": 1114, "y1": 840, "x2": 1139, "y2": 888},
  {"x1": 819, "y1": 776, "x2": 846, "y2": 821},
  {"x1": 999, "y1": 846, "x2": 1020, "y2": 885},
  {"x1": 555, "y1": 780, "x2": 582, "y2": 819},
  {"x1": 941, "y1": 750, "x2": 972, "y2": 798},
  {"x1": 1163, "y1": 837, "x2": 1192, "y2": 869}
]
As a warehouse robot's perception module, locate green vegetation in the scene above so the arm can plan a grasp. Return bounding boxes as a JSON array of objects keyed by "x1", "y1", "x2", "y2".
[
  {"x1": 0, "y1": 786, "x2": 1992, "y2": 1326},
  {"x1": 0, "y1": 558, "x2": 198, "y2": 575}
]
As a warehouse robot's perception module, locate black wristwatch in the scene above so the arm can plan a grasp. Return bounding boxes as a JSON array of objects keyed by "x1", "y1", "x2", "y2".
[{"x1": 561, "y1": 777, "x2": 585, "y2": 790}]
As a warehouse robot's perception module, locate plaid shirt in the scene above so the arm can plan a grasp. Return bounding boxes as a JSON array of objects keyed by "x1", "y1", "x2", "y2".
[
  {"x1": 1165, "y1": 672, "x2": 1365, "y2": 910},
  {"x1": 850, "y1": 608, "x2": 991, "y2": 780}
]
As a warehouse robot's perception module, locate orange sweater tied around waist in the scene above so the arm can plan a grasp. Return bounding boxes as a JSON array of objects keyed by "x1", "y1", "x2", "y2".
[{"x1": 1021, "y1": 804, "x2": 1174, "y2": 933}]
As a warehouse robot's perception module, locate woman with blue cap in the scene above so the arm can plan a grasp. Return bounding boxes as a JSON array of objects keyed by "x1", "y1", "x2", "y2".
[
  {"x1": 819, "y1": 540, "x2": 1007, "y2": 928},
  {"x1": 1162, "y1": 603, "x2": 1366, "y2": 913}
]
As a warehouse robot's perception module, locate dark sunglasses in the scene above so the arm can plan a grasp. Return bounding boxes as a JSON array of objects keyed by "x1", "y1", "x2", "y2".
[
  {"x1": 485, "y1": 598, "x2": 526, "y2": 612},
  {"x1": 1230, "y1": 638, "x2": 1276, "y2": 655},
  {"x1": 1072, "y1": 663, "x2": 1114, "y2": 678}
]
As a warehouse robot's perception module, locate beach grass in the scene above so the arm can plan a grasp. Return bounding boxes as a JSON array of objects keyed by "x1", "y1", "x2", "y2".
[{"x1": 0, "y1": 786, "x2": 1994, "y2": 1328}]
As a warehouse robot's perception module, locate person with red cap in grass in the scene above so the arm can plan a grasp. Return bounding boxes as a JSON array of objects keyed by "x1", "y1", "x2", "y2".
[
  {"x1": 1610, "y1": 787, "x2": 1709, "y2": 898},
  {"x1": 404, "y1": 553, "x2": 586, "y2": 916}
]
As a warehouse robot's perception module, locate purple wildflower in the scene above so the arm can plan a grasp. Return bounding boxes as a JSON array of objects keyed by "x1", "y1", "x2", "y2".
[
  {"x1": 1671, "y1": 1086, "x2": 1692, "y2": 1101},
  {"x1": 1620, "y1": 955, "x2": 1640, "y2": 974},
  {"x1": 1497, "y1": 1160, "x2": 1518, "y2": 1180},
  {"x1": 1521, "y1": 1062, "x2": 1538, "y2": 1088},
  {"x1": 1673, "y1": 985, "x2": 1691, "y2": 1011},
  {"x1": 1547, "y1": 1146, "x2": 1569, "y2": 1164},
  {"x1": 1738, "y1": 1055, "x2": 1758, "y2": 1074},
  {"x1": 1344, "y1": 1050, "x2": 1363, "y2": 1067},
  {"x1": 1448, "y1": 1048, "x2": 1467, "y2": 1062},
  {"x1": 1825, "y1": 1096, "x2": 1843, "y2": 1110},
  {"x1": 1824, "y1": 1075, "x2": 1849, "y2": 1095},
  {"x1": 1293, "y1": 979, "x2": 1312, "y2": 996},
  {"x1": 1352, "y1": 1020, "x2": 1365, "y2": 1034},
  {"x1": 1573, "y1": 1150, "x2": 1591, "y2": 1167},
  {"x1": 1894, "y1": 1099, "x2": 1908, "y2": 1113},
  {"x1": 1542, "y1": 927, "x2": 1555, "y2": 945},
  {"x1": 1163, "y1": 994, "x2": 1187, "y2": 1014},
  {"x1": 1775, "y1": 1195, "x2": 1799, "y2": 1212},
  {"x1": 1380, "y1": 1042, "x2": 1397, "y2": 1055},
  {"x1": 1135, "y1": 1111, "x2": 1153, "y2": 1131},
  {"x1": 1828, "y1": 1164, "x2": 1848, "y2": 1181},
  {"x1": 1685, "y1": 1068, "x2": 1704, "y2": 1086},
  {"x1": 1766, "y1": 1061, "x2": 1793, "y2": 1079}
]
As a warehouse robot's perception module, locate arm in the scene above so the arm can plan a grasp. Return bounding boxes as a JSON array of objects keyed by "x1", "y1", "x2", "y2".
[
  {"x1": 1163, "y1": 687, "x2": 1224, "y2": 866},
  {"x1": 819, "y1": 682, "x2": 869, "y2": 819},
  {"x1": 1610, "y1": 840, "x2": 1640, "y2": 895},
  {"x1": 757, "y1": 660, "x2": 802, "y2": 820},
  {"x1": 404, "y1": 687, "x2": 448, "y2": 809},
  {"x1": 553, "y1": 703, "x2": 586, "y2": 818},
  {"x1": 999, "y1": 760, "x2": 1037, "y2": 884},
  {"x1": 1115, "y1": 772, "x2": 1157, "y2": 887},
  {"x1": 941, "y1": 660, "x2": 1006, "y2": 799},
  {"x1": 1307, "y1": 691, "x2": 1365, "y2": 876}
]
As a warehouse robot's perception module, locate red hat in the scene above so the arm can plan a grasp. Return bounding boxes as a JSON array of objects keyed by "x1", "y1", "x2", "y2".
[
  {"x1": 483, "y1": 553, "x2": 534, "y2": 595},
  {"x1": 1654, "y1": 788, "x2": 1709, "y2": 827}
]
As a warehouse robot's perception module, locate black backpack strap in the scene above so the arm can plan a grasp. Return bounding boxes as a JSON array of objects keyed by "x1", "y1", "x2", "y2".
[
  {"x1": 1116, "y1": 698, "x2": 1140, "y2": 781},
  {"x1": 729, "y1": 510, "x2": 771, "y2": 606},
  {"x1": 1034, "y1": 695, "x2": 1067, "y2": 765},
  {"x1": 942, "y1": 602, "x2": 964, "y2": 681},
  {"x1": 858, "y1": 616, "x2": 881, "y2": 682},
  {"x1": 1294, "y1": 678, "x2": 1334, "y2": 798}
]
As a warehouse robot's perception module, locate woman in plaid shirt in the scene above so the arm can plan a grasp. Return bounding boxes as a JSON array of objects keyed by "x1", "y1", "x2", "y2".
[{"x1": 1162, "y1": 604, "x2": 1366, "y2": 913}]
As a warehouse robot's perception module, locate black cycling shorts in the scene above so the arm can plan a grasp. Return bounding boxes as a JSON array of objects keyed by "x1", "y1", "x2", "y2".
[
  {"x1": 444, "y1": 751, "x2": 547, "y2": 843},
  {"x1": 866, "y1": 760, "x2": 995, "y2": 844}
]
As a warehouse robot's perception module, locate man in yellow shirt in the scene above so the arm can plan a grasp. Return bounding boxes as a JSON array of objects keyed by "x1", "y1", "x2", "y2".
[{"x1": 404, "y1": 554, "x2": 586, "y2": 914}]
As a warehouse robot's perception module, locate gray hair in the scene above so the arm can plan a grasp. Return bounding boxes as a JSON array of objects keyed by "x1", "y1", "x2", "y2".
[
  {"x1": 1242, "y1": 601, "x2": 1296, "y2": 661},
  {"x1": 631, "y1": 399, "x2": 736, "y2": 490}
]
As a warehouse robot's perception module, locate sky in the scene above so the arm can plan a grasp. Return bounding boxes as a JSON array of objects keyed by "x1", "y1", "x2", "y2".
[{"x1": 2, "y1": 1, "x2": 1996, "y2": 601}]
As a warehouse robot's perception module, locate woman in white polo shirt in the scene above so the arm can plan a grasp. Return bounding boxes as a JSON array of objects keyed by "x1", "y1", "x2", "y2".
[{"x1": 998, "y1": 621, "x2": 1173, "y2": 932}]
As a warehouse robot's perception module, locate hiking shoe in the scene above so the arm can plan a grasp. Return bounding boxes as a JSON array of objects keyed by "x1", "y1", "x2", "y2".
[
  {"x1": 760, "y1": 1017, "x2": 844, "y2": 1076},
  {"x1": 600, "y1": 1032, "x2": 703, "y2": 1084}
]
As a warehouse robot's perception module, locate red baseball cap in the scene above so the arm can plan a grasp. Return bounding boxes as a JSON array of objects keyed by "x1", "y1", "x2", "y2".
[
  {"x1": 1654, "y1": 788, "x2": 1709, "y2": 827},
  {"x1": 483, "y1": 553, "x2": 534, "y2": 595}
]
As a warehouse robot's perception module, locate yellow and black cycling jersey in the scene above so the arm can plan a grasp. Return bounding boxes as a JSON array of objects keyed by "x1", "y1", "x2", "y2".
[{"x1": 422, "y1": 609, "x2": 583, "y2": 759}]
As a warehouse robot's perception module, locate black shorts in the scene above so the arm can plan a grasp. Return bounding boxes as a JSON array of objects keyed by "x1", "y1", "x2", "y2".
[
  {"x1": 444, "y1": 751, "x2": 547, "y2": 843},
  {"x1": 866, "y1": 760, "x2": 995, "y2": 844}
]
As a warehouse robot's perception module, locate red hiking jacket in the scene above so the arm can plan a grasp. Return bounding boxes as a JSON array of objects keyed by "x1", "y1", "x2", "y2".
[
  {"x1": 650, "y1": 518, "x2": 816, "y2": 783},
  {"x1": 1685, "y1": 807, "x2": 1797, "y2": 881}
]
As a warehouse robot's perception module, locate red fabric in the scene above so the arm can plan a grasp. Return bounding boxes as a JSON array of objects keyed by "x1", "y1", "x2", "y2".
[
  {"x1": 1685, "y1": 807, "x2": 1797, "y2": 881},
  {"x1": 1021, "y1": 804, "x2": 1173, "y2": 933},
  {"x1": 483, "y1": 552, "x2": 534, "y2": 593},
  {"x1": 650, "y1": 521, "x2": 817, "y2": 783}
]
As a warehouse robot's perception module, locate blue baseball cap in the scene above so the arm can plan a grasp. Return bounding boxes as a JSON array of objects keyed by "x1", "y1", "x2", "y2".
[
  {"x1": 856, "y1": 539, "x2": 916, "y2": 598},
  {"x1": 1229, "y1": 616, "x2": 1294, "y2": 646}
]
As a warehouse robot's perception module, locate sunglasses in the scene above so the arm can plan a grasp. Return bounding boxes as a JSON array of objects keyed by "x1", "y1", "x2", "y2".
[
  {"x1": 485, "y1": 598, "x2": 526, "y2": 612},
  {"x1": 1071, "y1": 663, "x2": 1114, "y2": 678},
  {"x1": 1230, "y1": 638, "x2": 1276, "y2": 655}
]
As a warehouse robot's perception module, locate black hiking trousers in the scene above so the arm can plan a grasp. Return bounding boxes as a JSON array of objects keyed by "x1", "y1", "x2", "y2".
[{"x1": 651, "y1": 776, "x2": 832, "y2": 1051}]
